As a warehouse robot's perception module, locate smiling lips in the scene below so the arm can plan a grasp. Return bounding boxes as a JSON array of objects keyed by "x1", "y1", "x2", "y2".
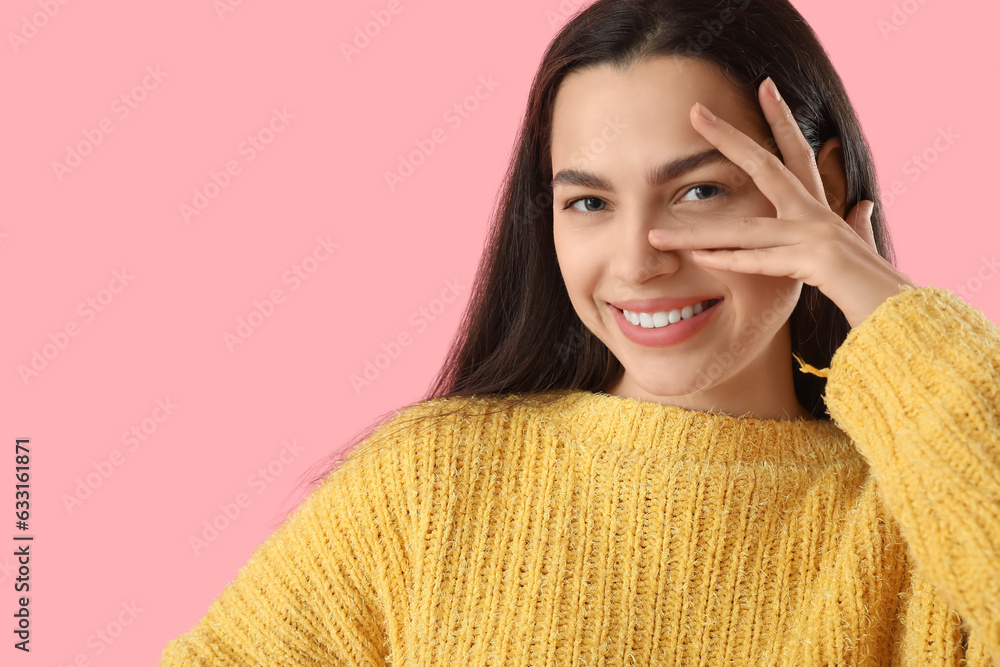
[
  {"x1": 609, "y1": 295, "x2": 723, "y2": 312},
  {"x1": 609, "y1": 297, "x2": 723, "y2": 346},
  {"x1": 621, "y1": 298, "x2": 721, "y2": 328}
]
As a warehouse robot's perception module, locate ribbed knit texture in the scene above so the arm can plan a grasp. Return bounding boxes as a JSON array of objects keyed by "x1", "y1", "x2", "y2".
[{"x1": 160, "y1": 286, "x2": 1000, "y2": 666}]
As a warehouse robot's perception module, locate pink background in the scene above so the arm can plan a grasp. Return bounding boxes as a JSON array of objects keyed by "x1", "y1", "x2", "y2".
[{"x1": 2, "y1": 0, "x2": 997, "y2": 664}]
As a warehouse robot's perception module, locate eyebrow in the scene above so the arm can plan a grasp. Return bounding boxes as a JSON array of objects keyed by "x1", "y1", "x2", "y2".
[{"x1": 550, "y1": 148, "x2": 734, "y2": 191}]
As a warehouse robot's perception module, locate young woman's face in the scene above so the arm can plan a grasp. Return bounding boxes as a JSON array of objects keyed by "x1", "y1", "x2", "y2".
[{"x1": 551, "y1": 55, "x2": 808, "y2": 416}]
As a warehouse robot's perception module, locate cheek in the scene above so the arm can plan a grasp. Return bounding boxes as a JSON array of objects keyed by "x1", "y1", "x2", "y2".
[
  {"x1": 553, "y1": 230, "x2": 602, "y2": 305},
  {"x1": 553, "y1": 226, "x2": 584, "y2": 277},
  {"x1": 557, "y1": 255, "x2": 593, "y2": 298},
  {"x1": 736, "y1": 276, "x2": 801, "y2": 324}
]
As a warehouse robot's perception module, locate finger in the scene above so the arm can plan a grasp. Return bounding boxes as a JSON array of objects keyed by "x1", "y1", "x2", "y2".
[
  {"x1": 687, "y1": 244, "x2": 809, "y2": 280},
  {"x1": 648, "y1": 216, "x2": 802, "y2": 250},
  {"x1": 756, "y1": 77, "x2": 827, "y2": 204},
  {"x1": 846, "y1": 199, "x2": 878, "y2": 251},
  {"x1": 690, "y1": 101, "x2": 814, "y2": 219}
]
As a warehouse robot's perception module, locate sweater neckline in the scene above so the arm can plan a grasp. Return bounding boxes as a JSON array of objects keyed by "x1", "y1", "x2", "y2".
[{"x1": 552, "y1": 389, "x2": 859, "y2": 466}]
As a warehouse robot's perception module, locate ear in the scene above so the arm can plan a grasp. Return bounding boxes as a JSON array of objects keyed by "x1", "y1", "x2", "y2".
[{"x1": 815, "y1": 137, "x2": 847, "y2": 218}]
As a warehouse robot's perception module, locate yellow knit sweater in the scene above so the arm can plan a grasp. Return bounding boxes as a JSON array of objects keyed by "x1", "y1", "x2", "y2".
[{"x1": 160, "y1": 287, "x2": 1000, "y2": 666}]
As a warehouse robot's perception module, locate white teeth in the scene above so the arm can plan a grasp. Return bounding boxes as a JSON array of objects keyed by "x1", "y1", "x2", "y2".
[{"x1": 622, "y1": 299, "x2": 716, "y2": 328}]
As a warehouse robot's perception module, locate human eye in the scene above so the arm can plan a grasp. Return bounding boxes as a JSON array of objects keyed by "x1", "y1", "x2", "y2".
[
  {"x1": 562, "y1": 196, "x2": 608, "y2": 214},
  {"x1": 678, "y1": 184, "x2": 728, "y2": 203}
]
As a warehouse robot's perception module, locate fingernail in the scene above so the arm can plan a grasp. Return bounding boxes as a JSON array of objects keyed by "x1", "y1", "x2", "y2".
[
  {"x1": 765, "y1": 77, "x2": 781, "y2": 102},
  {"x1": 696, "y1": 102, "x2": 716, "y2": 123}
]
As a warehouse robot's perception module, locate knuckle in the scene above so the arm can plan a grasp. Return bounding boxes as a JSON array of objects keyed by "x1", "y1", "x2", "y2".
[
  {"x1": 754, "y1": 143, "x2": 776, "y2": 167},
  {"x1": 771, "y1": 156, "x2": 789, "y2": 178},
  {"x1": 799, "y1": 144, "x2": 817, "y2": 165},
  {"x1": 739, "y1": 158, "x2": 759, "y2": 175}
]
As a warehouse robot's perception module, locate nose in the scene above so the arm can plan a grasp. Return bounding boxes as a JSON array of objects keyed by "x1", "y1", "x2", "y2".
[{"x1": 608, "y1": 210, "x2": 683, "y2": 286}]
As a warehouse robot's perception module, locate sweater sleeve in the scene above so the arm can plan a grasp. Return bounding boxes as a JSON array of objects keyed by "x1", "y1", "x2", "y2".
[
  {"x1": 822, "y1": 285, "x2": 1000, "y2": 664},
  {"x1": 159, "y1": 429, "x2": 411, "y2": 666}
]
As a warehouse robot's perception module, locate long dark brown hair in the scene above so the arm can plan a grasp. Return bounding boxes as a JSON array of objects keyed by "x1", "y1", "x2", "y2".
[{"x1": 294, "y1": 0, "x2": 899, "y2": 499}]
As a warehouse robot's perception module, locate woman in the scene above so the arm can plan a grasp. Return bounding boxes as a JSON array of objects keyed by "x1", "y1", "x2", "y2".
[{"x1": 161, "y1": 0, "x2": 1000, "y2": 664}]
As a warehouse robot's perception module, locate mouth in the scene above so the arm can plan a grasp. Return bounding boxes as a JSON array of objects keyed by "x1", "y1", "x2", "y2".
[
  {"x1": 609, "y1": 297, "x2": 723, "y2": 347},
  {"x1": 613, "y1": 297, "x2": 723, "y2": 328}
]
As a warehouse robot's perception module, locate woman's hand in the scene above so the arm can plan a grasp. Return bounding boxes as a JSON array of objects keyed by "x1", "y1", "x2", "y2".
[{"x1": 648, "y1": 76, "x2": 917, "y2": 330}]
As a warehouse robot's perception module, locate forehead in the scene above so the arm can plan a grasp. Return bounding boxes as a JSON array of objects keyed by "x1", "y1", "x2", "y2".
[{"x1": 550, "y1": 56, "x2": 765, "y2": 160}]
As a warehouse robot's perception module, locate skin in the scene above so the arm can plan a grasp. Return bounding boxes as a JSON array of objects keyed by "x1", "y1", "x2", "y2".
[{"x1": 550, "y1": 56, "x2": 917, "y2": 420}]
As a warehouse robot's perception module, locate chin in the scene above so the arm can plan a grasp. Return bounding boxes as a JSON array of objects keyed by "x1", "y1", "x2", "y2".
[{"x1": 616, "y1": 366, "x2": 717, "y2": 401}]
